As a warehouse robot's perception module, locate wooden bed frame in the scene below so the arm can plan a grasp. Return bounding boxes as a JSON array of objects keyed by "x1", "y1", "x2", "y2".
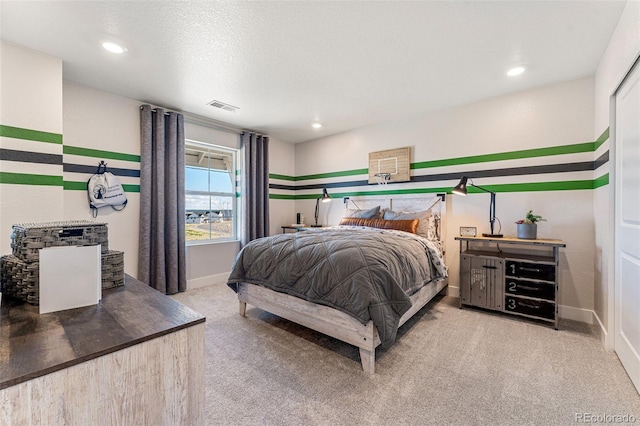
[{"x1": 236, "y1": 194, "x2": 447, "y2": 374}]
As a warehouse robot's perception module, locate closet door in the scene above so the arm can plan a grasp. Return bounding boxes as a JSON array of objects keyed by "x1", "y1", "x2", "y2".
[{"x1": 614, "y1": 59, "x2": 640, "y2": 394}]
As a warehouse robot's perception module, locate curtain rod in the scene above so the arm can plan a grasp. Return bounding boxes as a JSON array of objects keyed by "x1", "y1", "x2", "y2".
[{"x1": 141, "y1": 104, "x2": 260, "y2": 136}]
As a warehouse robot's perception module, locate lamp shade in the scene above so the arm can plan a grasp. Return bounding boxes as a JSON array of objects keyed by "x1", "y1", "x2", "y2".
[
  {"x1": 452, "y1": 176, "x2": 468, "y2": 196},
  {"x1": 321, "y1": 187, "x2": 331, "y2": 203},
  {"x1": 314, "y1": 188, "x2": 331, "y2": 226}
]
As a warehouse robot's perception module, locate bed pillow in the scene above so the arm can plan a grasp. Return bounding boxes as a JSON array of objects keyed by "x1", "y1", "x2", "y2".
[
  {"x1": 339, "y1": 217, "x2": 419, "y2": 234},
  {"x1": 342, "y1": 206, "x2": 381, "y2": 219},
  {"x1": 383, "y1": 209, "x2": 431, "y2": 239}
]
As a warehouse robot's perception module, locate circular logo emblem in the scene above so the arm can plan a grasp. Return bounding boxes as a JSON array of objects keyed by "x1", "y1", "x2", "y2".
[{"x1": 93, "y1": 184, "x2": 106, "y2": 199}]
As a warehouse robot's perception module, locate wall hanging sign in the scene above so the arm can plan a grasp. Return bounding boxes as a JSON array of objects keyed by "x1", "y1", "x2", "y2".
[{"x1": 368, "y1": 147, "x2": 411, "y2": 184}]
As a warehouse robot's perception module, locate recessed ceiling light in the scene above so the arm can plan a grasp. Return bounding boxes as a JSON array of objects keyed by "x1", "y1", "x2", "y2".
[
  {"x1": 311, "y1": 123, "x2": 322, "y2": 129},
  {"x1": 507, "y1": 66, "x2": 525, "y2": 77},
  {"x1": 102, "y1": 41, "x2": 127, "y2": 54}
]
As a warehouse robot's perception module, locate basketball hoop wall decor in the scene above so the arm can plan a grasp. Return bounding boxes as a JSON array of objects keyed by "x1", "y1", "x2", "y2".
[{"x1": 368, "y1": 147, "x2": 410, "y2": 184}]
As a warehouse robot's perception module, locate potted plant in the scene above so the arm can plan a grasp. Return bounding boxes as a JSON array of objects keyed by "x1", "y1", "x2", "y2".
[{"x1": 516, "y1": 210, "x2": 545, "y2": 239}]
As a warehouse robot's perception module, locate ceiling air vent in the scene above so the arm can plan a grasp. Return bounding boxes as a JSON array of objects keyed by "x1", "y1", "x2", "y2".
[{"x1": 207, "y1": 100, "x2": 239, "y2": 113}]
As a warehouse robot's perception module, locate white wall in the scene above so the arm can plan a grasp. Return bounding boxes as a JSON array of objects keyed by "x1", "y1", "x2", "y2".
[
  {"x1": 593, "y1": 0, "x2": 640, "y2": 335},
  {"x1": 64, "y1": 82, "x2": 247, "y2": 286},
  {"x1": 62, "y1": 81, "x2": 141, "y2": 276},
  {"x1": 2, "y1": 43, "x2": 271, "y2": 288},
  {"x1": 0, "y1": 41, "x2": 64, "y2": 254},
  {"x1": 268, "y1": 137, "x2": 296, "y2": 236},
  {"x1": 295, "y1": 77, "x2": 597, "y2": 318}
]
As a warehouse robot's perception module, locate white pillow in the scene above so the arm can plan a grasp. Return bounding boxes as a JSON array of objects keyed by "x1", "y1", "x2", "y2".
[
  {"x1": 342, "y1": 206, "x2": 381, "y2": 219},
  {"x1": 383, "y1": 209, "x2": 431, "y2": 239}
]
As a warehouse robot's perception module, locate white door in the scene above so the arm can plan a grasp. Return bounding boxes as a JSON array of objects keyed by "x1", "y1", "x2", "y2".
[{"x1": 615, "y1": 59, "x2": 640, "y2": 394}]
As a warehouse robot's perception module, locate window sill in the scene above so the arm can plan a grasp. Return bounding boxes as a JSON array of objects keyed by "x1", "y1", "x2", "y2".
[{"x1": 186, "y1": 238, "x2": 239, "y2": 247}]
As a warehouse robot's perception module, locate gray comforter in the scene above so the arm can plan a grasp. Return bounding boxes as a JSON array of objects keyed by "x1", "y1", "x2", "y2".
[{"x1": 227, "y1": 226, "x2": 447, "y2": 347}]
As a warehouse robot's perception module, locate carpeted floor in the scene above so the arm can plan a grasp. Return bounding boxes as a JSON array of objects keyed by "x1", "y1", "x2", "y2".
[{"x1": 173, "y1": 284, "x2": 640, "y2": 426}]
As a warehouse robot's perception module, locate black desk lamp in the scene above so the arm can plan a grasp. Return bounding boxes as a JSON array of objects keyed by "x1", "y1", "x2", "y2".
[
  {"x1": 313, "y1": 188, "x2": 331, "y2": 227},
  {"x1": 452, "y1": 176, "x2": 502, "y2": 237}
]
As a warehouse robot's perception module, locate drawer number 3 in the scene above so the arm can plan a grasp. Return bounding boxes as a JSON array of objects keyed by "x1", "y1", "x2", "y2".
[{"x1": 507, "y1": 299, "x2": 516, "y2": 310}]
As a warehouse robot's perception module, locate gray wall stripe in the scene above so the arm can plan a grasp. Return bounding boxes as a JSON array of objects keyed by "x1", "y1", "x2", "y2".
[
  {"x1": 63, "y1": 163, "x2": 141, "y2": 178},
  {"x1": 0, "y1": 149, "x2": 62, "y2": 165},
  {"x1": 270, "y1": 160, "x2": 602, "y2": 192},
  {"x1": 594, "y1": 151, "x2": 609, "y2": 170}
]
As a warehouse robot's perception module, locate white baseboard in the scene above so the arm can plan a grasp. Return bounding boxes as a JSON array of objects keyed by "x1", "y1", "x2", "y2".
[
  {"x1": 593, "y1": 310, "x2": 611, "y2": 349},
  {"x1": 558, "y1": 304, "x2": 594, "y2": 324},
  {"x1": 447, "y1": 286, "x2": 459, "y2": 298},
  {"x1": 187, "y1": 272, "x2": 229, "y2": 290}
]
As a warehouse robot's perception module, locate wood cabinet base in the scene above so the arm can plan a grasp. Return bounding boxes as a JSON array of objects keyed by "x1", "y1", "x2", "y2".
[{"x1": 0, "y1": 324, "x2": 204, "y2": 425}]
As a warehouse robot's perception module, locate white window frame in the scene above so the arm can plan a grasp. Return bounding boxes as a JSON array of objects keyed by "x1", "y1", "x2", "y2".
[{"x1": 185, "y1": 139, "x2": 239, "y2": 245}]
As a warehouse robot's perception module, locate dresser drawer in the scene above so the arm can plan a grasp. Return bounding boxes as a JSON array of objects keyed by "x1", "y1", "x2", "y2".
[
  {"x1": 504, "y1": 296, "x2": 555, "y2": 320},
  {"x1": 505, "y1": 260, "x2": 555, "y2": 282},
  {"x1": 505, "y1": 278, "x2": 555, "y2": 301}
]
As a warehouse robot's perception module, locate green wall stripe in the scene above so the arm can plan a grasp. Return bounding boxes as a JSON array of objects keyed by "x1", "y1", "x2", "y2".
[
  {"x1": 270, "y1": 173, "x2": 294, "y2": 181},
  {"x1": 269, "y1": 178, "x2": 608, "y2": 199},
  {"x1": 63, "y1": 180, "x2": 140, "y2": 192},
  {"x1": 0, "y1": 125, "x2": 62, "y2": 144},
  {"x1": 270, "y1": 173, "x2": 297, "y2": 181},
  {"x1": 411, "y1": 142, "x2": 595, "y2": 170},
  {"x1": 271, "y1": 132, "x2": 611, "y2": 184},
  {"x1": 0, "y1": 172, "x2": 62, "y2": 186},
  {"x1": 593, "y1": 128, "x2": 610, "y2": 150},
  {"x1": 63, "y1": 146, "x2": 140, "y2": 163},
  {"x1": 270, "y1": 169, "x2": 368, "y2": 182},
  {"x1": 474, "y1": 180, "x2": 596, "y2": 193},
  {"x1": 63, "y1": 181, "x2": 88, "y2": 191},
  {"x1": 594, "y1": 173, "x2": 609, "y2": 189},
  {"x1": 294, "y1": 168, "x2": 369, "y2": 182},
  {"x1": 269, "y1": 173, "x2": 296, "y2": 181}
]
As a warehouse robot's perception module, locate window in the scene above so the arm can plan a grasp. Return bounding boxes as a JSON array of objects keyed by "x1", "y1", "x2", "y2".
[{"x1": 185, "y1": 140, "x2": 238, "y2": 242}]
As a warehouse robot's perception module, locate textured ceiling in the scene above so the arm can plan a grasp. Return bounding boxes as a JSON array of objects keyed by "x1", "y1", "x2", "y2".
[{"x1": 0, "y1": 1, "x2": 627, "y2": 143}]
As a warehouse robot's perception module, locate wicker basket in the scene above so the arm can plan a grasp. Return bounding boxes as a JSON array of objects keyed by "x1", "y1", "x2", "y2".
[
  {"x1": 102, "y1": 250, "x2": 124, "y2": 290},
  {"x1": 11, "y1": 220, "x2": 108, "y2": 262},
  {"x1": 1, "y1": 250, "x2": 124, "y2": 306},
  {"x1": 0, "y1": 254, "x2": 40, "y2": 304}
]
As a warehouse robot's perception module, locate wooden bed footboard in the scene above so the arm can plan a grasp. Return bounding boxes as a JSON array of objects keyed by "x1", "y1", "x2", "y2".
[{"x1": 237, "y1": 278, "x2": 448, "y2": 374}]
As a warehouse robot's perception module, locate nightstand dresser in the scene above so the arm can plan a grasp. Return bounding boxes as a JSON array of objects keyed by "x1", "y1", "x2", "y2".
[{"x1": 455, "y1": 235, "x2": 566, "y2": 329}]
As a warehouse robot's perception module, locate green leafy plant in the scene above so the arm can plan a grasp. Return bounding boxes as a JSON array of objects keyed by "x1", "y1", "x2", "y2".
[{"x1": 516, "y1": 210, "x2": 546, "y2": 225}]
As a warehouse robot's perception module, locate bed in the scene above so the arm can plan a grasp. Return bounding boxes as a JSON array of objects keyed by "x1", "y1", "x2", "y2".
[{"x1": 227, "y1": 194, "x2": 448, "y2": 373}]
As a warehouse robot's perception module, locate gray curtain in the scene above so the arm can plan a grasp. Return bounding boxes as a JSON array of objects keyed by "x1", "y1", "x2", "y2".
[
  {"x1": 139, "y1": 105, "x2": 186, "y2": 294},
  {"x1": 241, "y1": 132, "x2": 269, "y2": 245}
]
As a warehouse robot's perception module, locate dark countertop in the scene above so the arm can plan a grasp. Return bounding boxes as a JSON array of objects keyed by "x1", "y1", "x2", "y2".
[{"x1": 0, "y1": 275, "x2": 206, "y2": 390}]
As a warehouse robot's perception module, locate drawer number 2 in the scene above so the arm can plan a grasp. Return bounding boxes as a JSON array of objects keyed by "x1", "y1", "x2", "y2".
[{"x1": 508, "y1": 281, "x2": 517, "y2": 292}]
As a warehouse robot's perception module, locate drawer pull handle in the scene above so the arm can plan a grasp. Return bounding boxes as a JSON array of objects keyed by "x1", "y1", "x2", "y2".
[
  {"x1": 520, "y1": 267, "x2": 542, "y2": 273},
  {"x1": 520, "y1": 302, "x2": 540, "y2": 309},
  {"x1": 482, "y1": 265, "x2": 497, "y2": 269},
  {"x1": 519, "y1": 285, "x2": 539, "y2": 291}
]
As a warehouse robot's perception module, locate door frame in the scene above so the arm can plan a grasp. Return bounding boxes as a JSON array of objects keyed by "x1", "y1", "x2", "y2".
[{"x1": 607, "y1": 54, "x2": 640, "y2": 351}]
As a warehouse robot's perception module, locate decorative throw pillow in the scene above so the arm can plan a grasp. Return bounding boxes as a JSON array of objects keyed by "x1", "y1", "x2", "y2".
[
  {"x1": 342, "y1": 206, "x2": 381, "y2": 219},
  {"x1": 338, "y1": 217, "x2": 419, "y2": 234},
  {"x1": 428, "y1": 213, "x2": 440, "y2": 241},
  {"x1": 383, "y1": 209, "x2": 431, "y2": 239}
]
